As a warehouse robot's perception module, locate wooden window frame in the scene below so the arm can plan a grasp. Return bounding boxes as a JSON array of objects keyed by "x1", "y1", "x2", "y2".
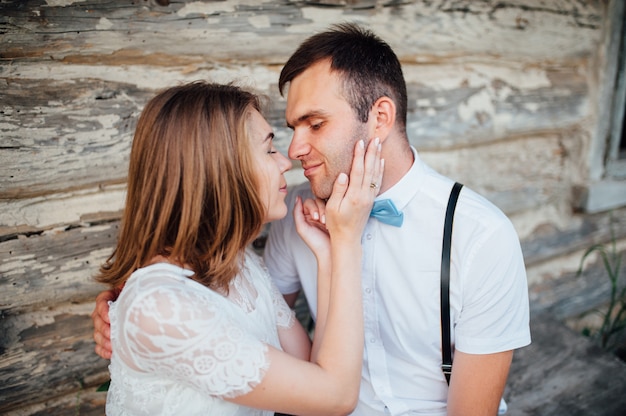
[{"x1": 577, "y1": 0, "x2": 626, "y2": 213}]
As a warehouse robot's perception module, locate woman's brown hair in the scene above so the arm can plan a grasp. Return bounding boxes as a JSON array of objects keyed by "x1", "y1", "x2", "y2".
[{"x1": 96, "y1": 82, "x2": 265, "y2": 291}]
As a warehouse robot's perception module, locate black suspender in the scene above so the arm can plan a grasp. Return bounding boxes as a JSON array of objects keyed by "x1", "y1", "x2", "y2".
[{"x1": 440, "y1": 182, "x2": 463, "y2": 385}]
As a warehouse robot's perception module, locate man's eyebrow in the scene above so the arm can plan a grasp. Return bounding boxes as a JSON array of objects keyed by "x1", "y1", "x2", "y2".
[{"x1": 286, "y1": 110, "x2": 328, "y2": 129}]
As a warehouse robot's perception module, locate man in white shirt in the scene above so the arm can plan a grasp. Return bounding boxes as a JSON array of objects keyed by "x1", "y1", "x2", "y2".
[{"x1": 264, "y1": 23, "x2": 531, "y2": 416}]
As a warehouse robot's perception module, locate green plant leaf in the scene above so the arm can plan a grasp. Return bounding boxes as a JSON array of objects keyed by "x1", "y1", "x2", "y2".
[
  {"x1": 576, "y1": 218, "x2": 626, "y2": 354},
  {"x1": 96, "y1": 379, "x2": 110, "y2": 392}
]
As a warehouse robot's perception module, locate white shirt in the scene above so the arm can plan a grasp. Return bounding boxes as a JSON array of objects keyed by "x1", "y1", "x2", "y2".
[
  {"x1": 263, "y1": 148, "x2": 531, "y2": 415},
  {"x1": 106, "y1": 250, "x2": 295, "y2": 416}
]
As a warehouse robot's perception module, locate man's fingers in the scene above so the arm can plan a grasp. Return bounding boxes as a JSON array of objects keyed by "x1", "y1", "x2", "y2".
[
  {"x1": 97, "y1": 303, "x2": 111, "y2": 324},
  {"x1": 92, "y1": 288, "x2": 119, "y2": 360},
  {"x1": 95, "y1": 290, "x2": 115, "y2": 324},
  {"x1": 94, "y1": 344, "x2": 112, "y2": 360},
  {"x1": 93, "y1": 330, "x2": 112, "y2": 359},
  {"x1": 93, "y1": 314, "x2": 111, "y2": 339}
]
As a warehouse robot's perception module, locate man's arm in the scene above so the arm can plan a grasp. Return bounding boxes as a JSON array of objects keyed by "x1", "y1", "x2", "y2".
[
  {"x1": 447, "y1": 350, "x2": 513, "y2": 416},
  {"x1": 282, "y1": 291, "x2": 300, "y2": 309},
  {"x1": 446, "y1": 210, "x2": 529, "y2": 415}
]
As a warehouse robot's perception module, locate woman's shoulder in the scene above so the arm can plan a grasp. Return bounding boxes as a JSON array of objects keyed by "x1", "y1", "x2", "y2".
[
  {"x1": 131, "y1": 262, "x2": 194, "y2": 281},
  {"x1": 120, "y1": 263, "x2": 187, "y2": 296},
  {"x1": 115, "y1": 263, "x2": 221, "y2": 314}
]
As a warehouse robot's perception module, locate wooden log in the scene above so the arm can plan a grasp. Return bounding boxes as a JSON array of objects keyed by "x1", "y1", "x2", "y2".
[
  {"x1": 521, "y1": 205, "x2": 626, "y2": 267},
  {"x1": 0, "y1": 78, "x2": 146, "y2": 200},
  {"x1": 2, "y1": 389, "x2": 107, "y2": 416},
  {"x1": 0, "y1": 0, "x2": 602, "y2": 62},
  {"x1": 528, "y1": 243, "x2": 626, "y2": 320},
  {"x1": 521, "y1": 207, "x2": 626, "y2": 318},
  {"x1": 405, "y1": 62, "x2": 589, "y2": 149},
  {"x1": 0, "y1": 302, "x2": 110, "y2": 413},
  {"x1": 0, "y1": 184, "x2": 124, "y2": 237},
  {"x1": 0, "y1": 221, "x2": 116, "y2": 313},
  {"x1": 422, "y1": 130, "x2": 586, "y2": 216}
]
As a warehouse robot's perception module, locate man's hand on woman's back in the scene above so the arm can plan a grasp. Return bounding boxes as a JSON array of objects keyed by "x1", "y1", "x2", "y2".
[{"x1": 91, "y1": 287, "x2": 121, "y2": 359}]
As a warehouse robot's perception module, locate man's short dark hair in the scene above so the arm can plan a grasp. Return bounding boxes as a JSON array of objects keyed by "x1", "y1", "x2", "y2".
[{"x1": 279, "y1": 22, "x2": 408, "y2": 131}]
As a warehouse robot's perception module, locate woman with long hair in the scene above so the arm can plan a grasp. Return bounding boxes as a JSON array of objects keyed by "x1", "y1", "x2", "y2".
[{"x1": 95, "y1": 81, "x2": 382, "y2": 415}]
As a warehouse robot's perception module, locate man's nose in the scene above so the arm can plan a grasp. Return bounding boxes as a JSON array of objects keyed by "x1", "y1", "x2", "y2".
[{"x1": 287, "y1": 130, "x2": 310, "y2": 160}]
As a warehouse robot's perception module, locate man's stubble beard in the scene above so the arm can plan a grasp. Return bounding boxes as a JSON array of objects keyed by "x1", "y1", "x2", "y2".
[{"x1": 310, "y1": 122, "x2": 369, "y2": 200}]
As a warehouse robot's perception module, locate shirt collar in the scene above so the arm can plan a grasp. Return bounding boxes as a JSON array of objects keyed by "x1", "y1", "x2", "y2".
[{"x1": 376, "y1": 146, "x2": 425, "y2": 211}]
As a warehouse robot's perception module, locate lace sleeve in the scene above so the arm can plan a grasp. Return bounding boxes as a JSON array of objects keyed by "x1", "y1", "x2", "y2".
[
  {"x1": 116, "y1": 280, "x2": 269, "y2": 399},
  {"x1": 269, "y1": 279, "x2": 296, "y2": 329}
]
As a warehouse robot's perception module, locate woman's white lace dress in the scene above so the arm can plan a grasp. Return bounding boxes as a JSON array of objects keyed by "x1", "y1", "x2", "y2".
[{"x1": 106, "y1": 249, "x2": 296, "y2": 415}]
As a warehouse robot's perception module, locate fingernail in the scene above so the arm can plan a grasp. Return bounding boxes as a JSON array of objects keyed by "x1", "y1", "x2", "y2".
[
  {"x1": 337, "y1": 172, "x2": 348, "y2": 184},
  {"x1": 359, "y1": 140, "x2": 364, "y2": 148},
  {"x1": 321, "y1": 214, "x2": 326, "y2": 224},
  {"x1": 374, "y1": 137, "x2": 380, "y2": 146},
  {"x1": 381, "y1": 159, "x2": 385, "y2": 169},
  {"x1": 313, "y1": 212, "x2": 319, "y2": 220}
]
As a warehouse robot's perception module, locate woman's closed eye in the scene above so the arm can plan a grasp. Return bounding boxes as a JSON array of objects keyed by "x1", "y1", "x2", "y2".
[{"x1": 265, "y1": 132, "x2": 277, "y2": 154}]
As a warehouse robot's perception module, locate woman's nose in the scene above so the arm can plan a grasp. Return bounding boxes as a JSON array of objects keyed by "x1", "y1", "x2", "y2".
[{"x1": 279, "y1": 152, "x2": 293, "y2": 172}]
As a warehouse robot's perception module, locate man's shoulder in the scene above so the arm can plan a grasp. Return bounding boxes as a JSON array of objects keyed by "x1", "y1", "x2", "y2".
[
  {"x1": 419, "y1": 170, "x2": 514, "y2": 235},
  {"x1": 458, "y1": 185, "x2": 510, "y2": 224},
  {"x1": 420, "y1": 167, "x2": 508, "y2": 223}
]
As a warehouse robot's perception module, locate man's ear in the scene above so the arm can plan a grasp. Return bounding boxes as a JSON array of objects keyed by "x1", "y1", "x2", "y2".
[{"x1": 370, "y1": 96, "x2": 396, "y2": 142}]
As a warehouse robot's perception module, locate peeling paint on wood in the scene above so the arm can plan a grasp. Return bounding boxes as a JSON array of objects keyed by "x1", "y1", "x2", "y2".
[
  {"x1": 0, "y1": 185, "x2": 126, "y2": 232},
  {"x1": 0, "y1": 222, "x2": 115, "y2": 312},
  {"x1": 0, "y1": 302, "x2": 109, "y2": 413}
]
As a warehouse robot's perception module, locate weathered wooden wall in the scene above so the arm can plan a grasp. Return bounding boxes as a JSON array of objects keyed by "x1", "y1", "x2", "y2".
[{"x1": 1, "y1": 0, "x2": 625, "y2": 414}]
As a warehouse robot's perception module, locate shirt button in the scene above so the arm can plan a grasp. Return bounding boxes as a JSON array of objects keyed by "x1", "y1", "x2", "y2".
[
  {"x1": 366, "y1": 234, "x2": 372, "y2": 240},
  {"x1": 365, "y1": 287, "x2": 372, "y2": 294},
  {"x1": 370, "y1": 338, "x2": 376, "y2": 343}
]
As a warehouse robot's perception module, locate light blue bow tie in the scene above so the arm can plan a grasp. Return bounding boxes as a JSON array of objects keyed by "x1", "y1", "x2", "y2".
[{"x1": 370, "y1": 199, "x2": 404, "y2": 227}]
